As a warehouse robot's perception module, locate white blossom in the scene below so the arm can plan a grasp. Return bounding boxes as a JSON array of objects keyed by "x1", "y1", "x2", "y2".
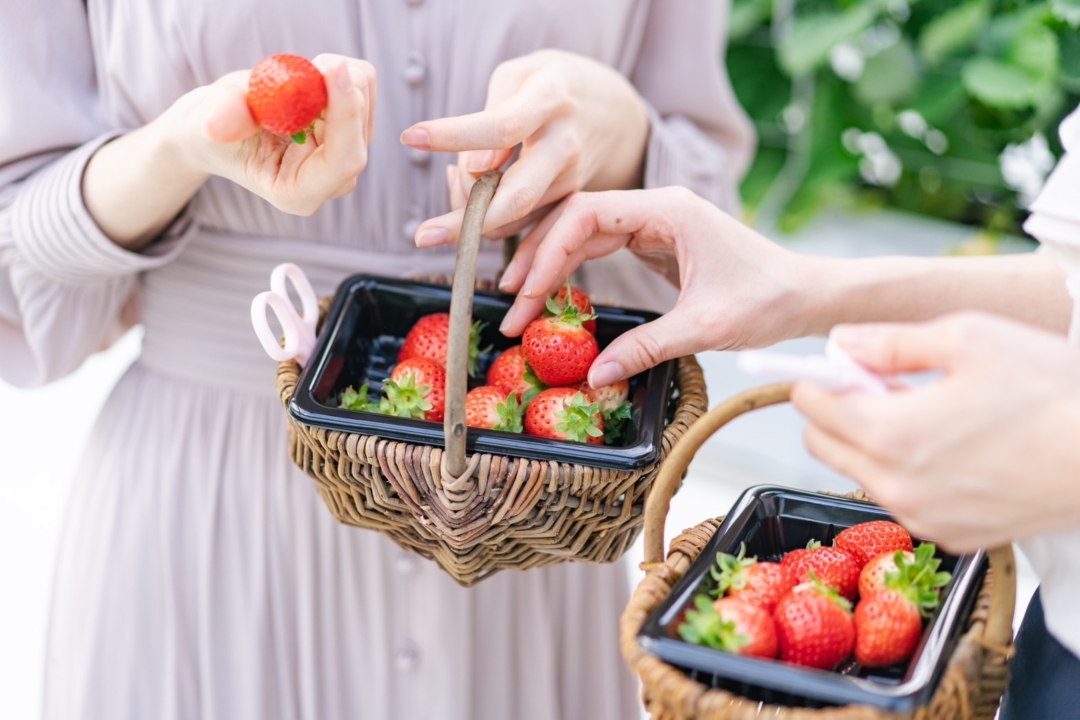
[{"x1": 830, "y1": 43, "x2": 865, "y2": 82}]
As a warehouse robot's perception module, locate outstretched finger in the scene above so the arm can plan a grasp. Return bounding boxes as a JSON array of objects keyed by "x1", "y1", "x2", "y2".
[
  {"x1": 297, "y1": 62, "x2": 370, "y2": 197},
  {"x1": 587, "y1": 305, "x2": 713, "y2": 388}
]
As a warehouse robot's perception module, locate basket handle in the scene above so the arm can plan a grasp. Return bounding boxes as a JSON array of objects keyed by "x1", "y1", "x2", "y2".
[
  {"x1": 640, "y1": 382, "x2": 1016, "y2": 651},
  {"x1": 444, "y1": 171, "x2": 503, "y2": 478}
]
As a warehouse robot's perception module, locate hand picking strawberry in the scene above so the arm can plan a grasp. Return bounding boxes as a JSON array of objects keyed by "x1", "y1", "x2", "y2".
[
  {"x1": 709, "y1": 543, "x2": 794, "y2": 613},
  {"x1": 465, "y1": 386, "x2": 524, "y2": 433},
  {"x1": 246, "y1": 54, "x2": 328, "y2": 143},
  {"x1": 834, "y1": 520, "x2": 914, "y2": 570},
  {"x1": 486, "y1": 346, "x2": 546, "y2": 403},
  {"x1": 773, "y1": 576, "x2": 855, "y2": 670},
  {"x1": 523, "y1": 296, "x2": 599, "y2": 387},
  {"x1": 398, "y1": 313, "x2": 491, "y2": 377},
  {"x1": 524, "y1": 388, "x2": 604, "y2": 444},
  {"x1": 780, "y1": 541, "x2": 861, "y2": 601},
  {"x1": 678, "y1": 596, "x2": 778, "y2": 659},
  {"x1": 380, "y1": 358, "x2": 446, "y2": 422}
]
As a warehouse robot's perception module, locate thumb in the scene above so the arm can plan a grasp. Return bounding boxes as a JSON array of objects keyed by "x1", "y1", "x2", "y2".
[
  {"x1": 830, "y1": 317, "x2": 968, "y2": 375},
  {"x1": 204, "y1": 78, "x2": 259, "y2": 144},
  {"x1": 588, "y1": 307, "x2": 707, "y2": 388}
]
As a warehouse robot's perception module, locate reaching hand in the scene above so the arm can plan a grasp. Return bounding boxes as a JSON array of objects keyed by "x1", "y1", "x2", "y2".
[
  {"x1": 401, "y1": 49, "x2": 649, "y2": 247},
  {"x1": 793, "y1": 312, "x2": 1080, "y2": 553}
]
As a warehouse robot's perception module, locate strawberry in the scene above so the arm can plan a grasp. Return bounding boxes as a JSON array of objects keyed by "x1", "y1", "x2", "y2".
[
  {"x1": 339, "y1": 383, "x2": 381, "y2": 413},
  {"x1": 773, "y1": 577, "x2": 855, "y2": 670},
  {"x1": 465, "y1": 386, "x2": 523, "y2": 433},
  {"x1": 859, "y1": 550, "x2": 915, "y2": 599},
  {"x1": 780, "y1": 541, "x2": 860, "y2": 601},
  {"x1": 246, "y1": 54, "x2": 328, "y2": 143},
  {"x1": 524, "y1": 388, "x2": 604, "y2": 444},
  {"x1": 854, "y1": 589, "x2": 923, "y2": 667},
  {"x1": 523, "y1": 298, "x2": 599, "y2": 387},
  {"x1": 486, "y1": 346, "x2": 546, "y2": 403},
  {"x1": 834, "y1": 520, "x2": 914, "y2": 569},
  {"x1": 709, "y1": 543, "x2": 795, "y2": 613},
  {"x1": 577, "y1": 379, "x2": 629, "y2": 413},
  {"x1": 398, "y1": 313, "x2": 490, "y2": 377},
  {"x1": 678, "y1": 596, "x2": 778, "y2": 659},
  {"x1": 381, "y1": 358, "x2": 446, "y2": 422},
  {"x1": 545, "y1": 283, "x2": 597, "y2": 335}
]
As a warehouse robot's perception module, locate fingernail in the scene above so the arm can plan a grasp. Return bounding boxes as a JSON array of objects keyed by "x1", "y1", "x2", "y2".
[
  {"x1": 466, "y1": 150, "x2": 497, "y2": 174},
  {"x1": 521, "y1": 271, "x2": 536, "y2": 297},
  {"x1": 416, "y1": 227, "x2": 450, "y2": 247},
  {"x1": 589, "y1": 362, "x2": 625, "y2": 389},
  {"x1": 400, "y1": 128, "x2": 430, "y2": 150},
  {"x1": 335, "y1": 63, "x2": 351, "y2": 93},
  {"x1": 499, "y1": 305, "x2": 517, "y2": 333},
  {"x1": 830, "y1": 324, "x2": 872, "y2": 351}
]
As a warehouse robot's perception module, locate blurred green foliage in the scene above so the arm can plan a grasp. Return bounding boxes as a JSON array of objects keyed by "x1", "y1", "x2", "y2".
[{"x1": 728, "y1": 0, "x2": 1080, "y2": 233}]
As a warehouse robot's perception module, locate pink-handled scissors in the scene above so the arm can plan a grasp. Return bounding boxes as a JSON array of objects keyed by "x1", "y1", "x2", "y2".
[{"x1": 251, "y1": 263, "x2": 319, "y2": 367}]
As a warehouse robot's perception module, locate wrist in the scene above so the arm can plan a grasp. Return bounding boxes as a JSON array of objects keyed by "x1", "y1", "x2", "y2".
[{"x1": 780, "y1": 252, "x2": 850, "y2": 339}]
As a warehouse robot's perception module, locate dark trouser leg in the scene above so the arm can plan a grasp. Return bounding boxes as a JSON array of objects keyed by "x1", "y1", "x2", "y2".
[{"x1": 998, "y1": 589, "x2": 1080, "y2": 719}]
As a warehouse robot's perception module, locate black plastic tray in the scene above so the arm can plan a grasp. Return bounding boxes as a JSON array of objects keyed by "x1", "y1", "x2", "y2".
[
  {"x1": 638, "y1": 485, "x2": 987, "y2": 712},
  {"x1": 287, "y1": 274, "x2": 677, "y2": 470}
]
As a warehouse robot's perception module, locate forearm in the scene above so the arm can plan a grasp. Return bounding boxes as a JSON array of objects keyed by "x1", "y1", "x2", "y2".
[
  {"x1": 82, "y1": 115, "x2": 208, "y2": 251},
  {"x1": 805, "y1": 251, "x2": 1072, "y2": 336}
]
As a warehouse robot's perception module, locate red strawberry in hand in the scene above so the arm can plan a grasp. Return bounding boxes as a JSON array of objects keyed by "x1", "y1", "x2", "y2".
[
  {"x1": 486, "y1": 346, "x2": 546, "y2": 403},
  {"x1": 398, "y1": 313, "x2": 490, "y2": 377},
  {"x1": 781, "y1": 541, "x2": 860, "y2": 601},
  {"x1": 678, "y1": 596, "x2": 778, "y2": 659},
  {"x1": 773, "y1": 577, "x2": 855, "y2": 670},
  {"x1": 247, "y1": 54, "x2": 328, "y2": 143},
  {"x1": 381, "y1": 358, "x2": 446, "y2": 422},
  {"x1": 524, "y1": 388, "x2": 604, "y2": 444},
  {"x1": 545, "y1": 284, "x2": 597, "y2": 335},
  {"x1": 834, "y1": 520, "x2": 914, "y2": 570},
  {"x1": 710, "y1": 543, "x2": 794, "y2": 613},
  {"x1": 465, "y1": 386, "x2": 524, "y2": 433},
  {"x1": 854, "y1": 589, "x2": 923, "y2": 668},
  {"x1": 523, "y1": 298, "x2": 599, "y2": 387}
]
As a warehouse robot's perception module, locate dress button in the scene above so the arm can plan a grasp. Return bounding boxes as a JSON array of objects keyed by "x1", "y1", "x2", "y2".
[
  {"x1": 395, "y1": 645, "x2": 420, "y2": 672},
  {"x1": 405, "y1": 0, "x2": 423, "y2": 6},
  {"x1": 403, "y1": 218, "x2": 422, "y2": 242},
  {"x1": 409, "y1": 148, "x2": 431, "y2": 167},
  {"x1": 396, "y1": 554, "x2": 418, "y2": 575},
  {"x1": 404, "y1": 58, "x2": 426, "y2": 87}
]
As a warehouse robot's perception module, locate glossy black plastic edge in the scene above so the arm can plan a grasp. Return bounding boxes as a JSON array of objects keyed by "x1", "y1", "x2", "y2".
[
  {"x1": 637, "y1": 485, "x2": 987, "y2": 712},
  {"x1": 287, "y1": 274, "x2": 677, "y2": 470}
]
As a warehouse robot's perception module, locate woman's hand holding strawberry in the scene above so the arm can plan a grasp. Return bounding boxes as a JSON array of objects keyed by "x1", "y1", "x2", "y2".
[{"x1": 403, "y1": 49, "x2": 650, "y2": 247}]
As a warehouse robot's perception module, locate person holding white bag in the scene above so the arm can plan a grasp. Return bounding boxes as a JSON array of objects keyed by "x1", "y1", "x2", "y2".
[{"x1": 504, "y1": 107, "x2": 1080, "y2": 715}]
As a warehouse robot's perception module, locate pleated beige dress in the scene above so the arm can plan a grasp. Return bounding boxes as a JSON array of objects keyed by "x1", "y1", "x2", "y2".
[{"x1": 0, "y1": 1, "x2": 753, "y2": 718}]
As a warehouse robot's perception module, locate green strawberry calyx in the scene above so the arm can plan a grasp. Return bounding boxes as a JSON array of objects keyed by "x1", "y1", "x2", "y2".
[
  {"x1": 468, "y1": 320, "x2": 493, "y2": 378},
  {"x1": 805, "y1": 539, "x2": 822, "y2": 550},
  {"x1": 709, "y1": 542, "x2": 758, "y2": 597},
  {"x1": 554, "y1": 393, "x2": 603, "y2": 443},
  {"x1": 379, "y1": 375, "x2": 433, "y2": 419},
  {"x1": 544, "y1": 293, "x2": 596, "y2": 329},
  {"x1": 602, "y1": 401, "x2": 634, "y2": 446},
  {"x1": 801, "y1": 572, "x2": 853, "y2": 614},
  {"x1": 339, "y1": 384, "x2": 382, "y2": 413},
  {"x1": 884, "y1": 542, "x2": 953, "y2": 617},
  {"x1": 493, "y1": 392, "x2": 524, "y2": 434},
  {"x1": 677, "y1": 595, "x2": 751, "y2": 654},
  {"x1": 521, "y1": 362, "x2": 547, "y2": 404}
]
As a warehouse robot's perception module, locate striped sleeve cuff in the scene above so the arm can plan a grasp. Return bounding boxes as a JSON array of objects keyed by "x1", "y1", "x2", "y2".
[{"x1": 11, "y1": 132, "x2": 196, "y2": 285}]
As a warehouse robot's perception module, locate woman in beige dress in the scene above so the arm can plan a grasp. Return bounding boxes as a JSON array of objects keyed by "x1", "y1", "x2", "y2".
[{"x1": 0, "y1": 1, "x2": 752, "y2": 718}]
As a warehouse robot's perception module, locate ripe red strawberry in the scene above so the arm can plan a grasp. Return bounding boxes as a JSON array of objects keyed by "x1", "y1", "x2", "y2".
[
  {"x1": 246, "y1": 54, "x2": 328, "y2": 142},
  {"x1": 465, "y1": 386, "x2": 523, "y2": 432},
  {"x1": 381, "y1": 358, "x2": 446, "y2": 422},
  {"x1": 859, "y1": 550, "x2": 915, "y2": 599},
  {"x1": 523, "y1": 298, "x2": 599, "y2": 387},
  {"x1": 486, "y1": 346, "x2": 546, "y2": 403},
  {"x1": 678, "y1": 596, "x2": 778, "y2": 659},
  {"x1": 524, "y1": 388, "x2": 604, "y2": 444},
  {"x1": 834, "y1": 520, "x2": 914, "y2": 569},
  {"x1": 773, "y1": 578, "x2": 855, "y2": 670},
  {"x1": 398, "y1": 313, "x2": 490, "y2": 377},
  {"x1": 546, "y1": 284, "x2": 597, "y2": 335},
  {"x1": 780, "y1": 541, "x2": 860, "y2": 601},
  {"x1": 710, "y1": 543, "x2": 794, "y2": 613},
  {"x1": 854, "y1": 589, "x2": 923, "y2": 667}
]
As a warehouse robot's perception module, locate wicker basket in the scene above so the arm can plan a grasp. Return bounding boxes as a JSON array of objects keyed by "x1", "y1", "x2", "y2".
[
  {"x1": 620, "y1": 383, "x2": 1017, "y2": 719},
  {"x1": 275, "y1": 172, "x2": 709, "y2": 586}
]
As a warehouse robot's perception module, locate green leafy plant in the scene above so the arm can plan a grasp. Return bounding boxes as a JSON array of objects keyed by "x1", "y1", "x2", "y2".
[{"x1": 728, "y1": 0, "x2": 1080, "y2": 234}]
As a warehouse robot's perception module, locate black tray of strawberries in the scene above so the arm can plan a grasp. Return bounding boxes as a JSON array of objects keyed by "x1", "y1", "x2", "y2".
[
  {"x1": 637, "y1": 486, "x2": 987, "y2": 712},
  {"x1": 286, "y1": 274, "x2": 677, "y2": 470}
]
